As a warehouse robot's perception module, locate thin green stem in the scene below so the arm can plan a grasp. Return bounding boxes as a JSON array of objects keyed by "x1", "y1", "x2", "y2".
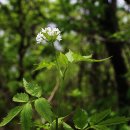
[
  {"x1": 51, "y1": 42, "x2": 67, "y2": 130},
  {"x1": 56, "y1": 116, "x2": 58, "y2": 130},
  {"x1": 51, "y1": 43, "x2": 61, "y2": 130},
  {"x1": 51, "y1": 43, "x2": 63, "y2": 77},
  {"x1": 62, "y1": 65, "x2": 68, "y2": 80}
]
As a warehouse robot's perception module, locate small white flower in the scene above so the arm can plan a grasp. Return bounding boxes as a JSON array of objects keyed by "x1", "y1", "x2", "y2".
[
  {"x1": 36, "y1": 32, "x2": 42, "y2": 43},
  {"x1": 56, "y1": 35, "x2": 62, "y2": 41},
  {"x1": 36, "y1": 27, "x2": 62, "y2": 44},
  {"x1": 36, "y1": 32, "x2": 46, "y2": 44}
]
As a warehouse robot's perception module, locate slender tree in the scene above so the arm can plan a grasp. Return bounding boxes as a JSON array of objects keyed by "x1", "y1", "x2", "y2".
[{"x1": 101, "y1": 0, "x2": 129, "y2": 110}]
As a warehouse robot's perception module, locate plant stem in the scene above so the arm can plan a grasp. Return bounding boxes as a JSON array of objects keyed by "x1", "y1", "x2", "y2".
[
  {"x1": 56, "y1": 116, "x2": 58, "y2": 130},
  {"x1": 51, "y1": 43, "x2": 68, "y2": 130},
  {"x1": 52, "y1": 43, "x2": 62, "y2": 77}
]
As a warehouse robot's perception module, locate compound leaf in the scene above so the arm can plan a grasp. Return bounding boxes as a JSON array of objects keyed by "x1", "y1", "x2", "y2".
[
  {"x1": 57, "y1": 52, "x2": 68, "y2": 67},
  {"x1": 35, "y1": 61, "x2": 55, "y2": 71},
  {"x1": 35, "y1": 98, "x2": 53, "y2": 123},
  {"x1": 0, "y1": 106, "x2": 23, "y2": 127},
  {"x1": 90, "y1": 109, "x2": 111, "y2": 125},
  {"x1": 20, "y1": 103, "x2": 32, "y2": 130},
  {"x1": 99, "y1": 117, "x2": 130, "y2": 126},
  {"x1": 23, "y1": 79, "x2": 42, "y2": 98},
  {"x1": 65, "y1": 50, "x2": 92, "y2": 63},
  {"x1": 13, "y1": 93, "x2": 29, "y2": 102},
  {"x1": 73, "y1": 108, "x2": 88, "y2": 129}
]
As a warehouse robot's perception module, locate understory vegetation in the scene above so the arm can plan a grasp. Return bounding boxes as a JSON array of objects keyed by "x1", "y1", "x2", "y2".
[{"x1": 0, "y1": 0, "x2": 130, "y2": 130}]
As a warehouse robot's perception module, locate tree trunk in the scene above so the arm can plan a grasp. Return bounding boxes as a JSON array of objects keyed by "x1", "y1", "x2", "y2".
[{"x1": 101, "y1": 0, "x2": 129, "y2": 109}]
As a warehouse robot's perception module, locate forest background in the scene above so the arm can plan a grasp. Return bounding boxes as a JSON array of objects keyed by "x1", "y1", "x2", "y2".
[{"x1": 0, "y1": 0, "x2": 130, "y2": 129}]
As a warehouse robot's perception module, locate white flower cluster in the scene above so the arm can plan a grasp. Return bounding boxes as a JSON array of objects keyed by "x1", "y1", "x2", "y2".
[{"x1": 36, "y1": 27, "x2": 62, "y2": 44}]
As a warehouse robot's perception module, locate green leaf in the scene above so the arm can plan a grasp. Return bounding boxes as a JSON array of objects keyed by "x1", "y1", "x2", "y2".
[
  {"x1": 0, "y1": 106, "x2": 23, "y2": 127},
  {"x1": 35, "y1": 60, "x2": 55, "y2": 71},
  {"x1": 40, "y1": 123, "x2": 50, "y2": 129},
  {"x1": 92, "y1": 125, "x2": 110, "y2": 130},
  {"x1": 23, "y1": 79, "x2": 42, "y2": 98},
  {"x1": 90, "y1": 109, "x2": 111, "y2": 125},
  {"x1": 13, "y1": 93, "x2": 29, "y2": 102},
  {"x1": 35, "y1": 98, "x2": 53, "y2": 123},
  {"x1": 65, "y1": 50, "x2": 92, "y2": 63},
  {"x1": 50, "y1": 117, "x2": 64, "y2": 130},
  {"x1": 57, "y1": 52, "x2": 68, "y2": 67},
  {"x1": 65, "y1": 50, "x2": 111, "y2": 63},
  {"x1": 69, "y1": 89, "x2": 82, "y2": 97},
  {"x1": 63, "y1": 122, "x2": 74, "y2": 130},
  {"x1": 36, "y1": 128, "x2": 41, "y2": 130},
  {"x1": 20, "y1": 103, "x2": 32, "y2": 130},
  {"x1": 73, "y1": 108, "x2": 88, "y2": 129},
  {"x1": 65, "y1": 50, "x2": 74, "y2": 63},
  {"x1": 84, "y1": 57, "x2": 112, "y2": 62},
  {"x1": 99, "y1": 117, "x2": 130, "y2": 126}
]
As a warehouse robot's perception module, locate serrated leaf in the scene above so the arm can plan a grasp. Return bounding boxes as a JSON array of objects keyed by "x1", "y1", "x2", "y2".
[
  {"x1": 63, "y1": 122, "x2": 74, "y2": 130},
  {"x1": 92, "y1": 125, "x2": 110, "y2": 130},
  {"x1": 73, "y1": 108, "x2": 88, "y2": 129},
  {"x1": 98, "y1": 117, "x2": 130, "y2": 126},
  {"x1": 72, "y1": 53, "x2": 92, "y2": 62},
  {"x1": 65, "y1": 50, "x2": 92, "y2": 63},
  {"x1": 0, "y1": 106, "x2": 23, "y2": 127},
  {"x1": 65, "y1": 50, "x2": 111, "y2": 63},
  {"x1": 57, "y1": 52, "x2": 68, "y2": 67},
  {"x1": 35, "y1": 60, "x2": 55, "y2": 71},
  {"x1": 35, "y1": 98, "x2": 53, "y2": 123},
  {"x1": 13, "y1": 93, "x2": 29, "y2": 102},
  {"x1": 20, "y1": 103, "x2": 32, "y2": 130},
  {"x1": 23, "y1": 79, "x2": 42, "y2": 98},
  {"x1": 90, "y1": 109, "x2": 111, "y2": 125}
]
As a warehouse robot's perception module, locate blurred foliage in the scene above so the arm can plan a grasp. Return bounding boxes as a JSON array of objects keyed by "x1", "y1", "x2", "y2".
[{"x1": 0, "y1": 0, "x2": 130, "y2": 129}]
